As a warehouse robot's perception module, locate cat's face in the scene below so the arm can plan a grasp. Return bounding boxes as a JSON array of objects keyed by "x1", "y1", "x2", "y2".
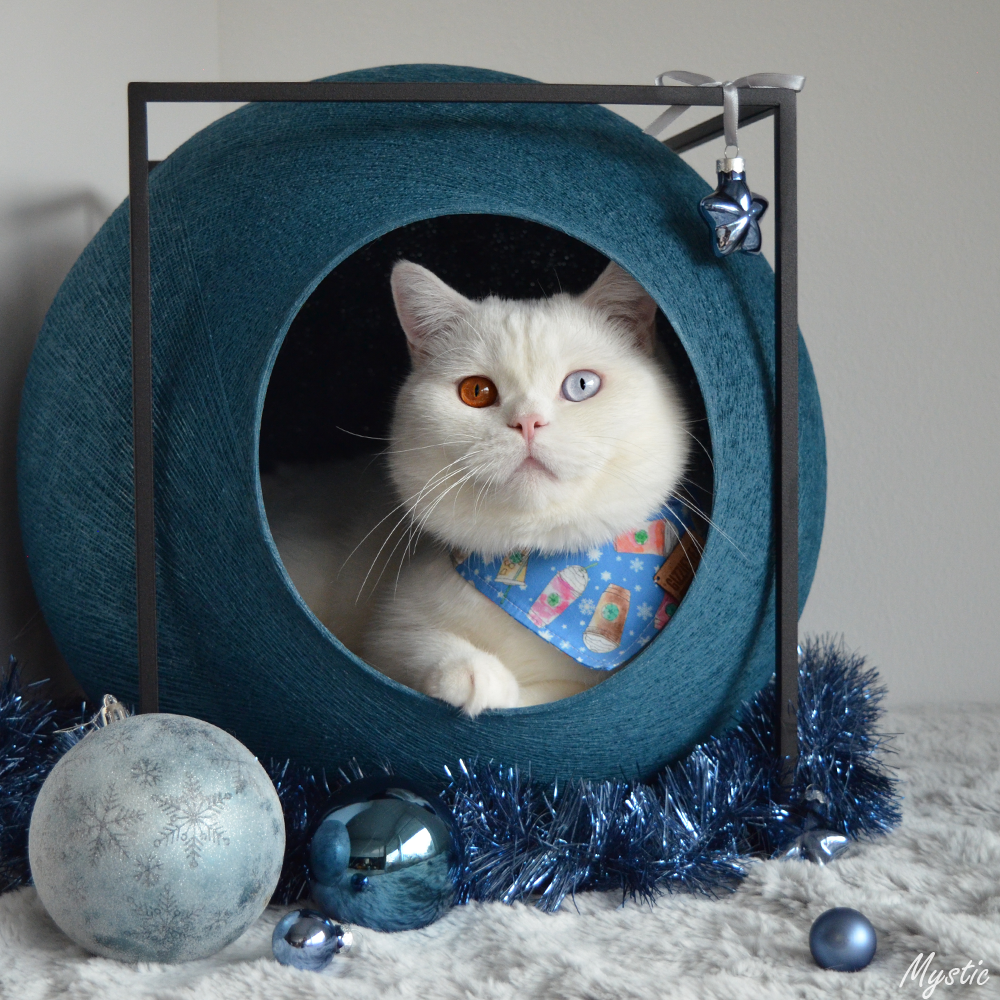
[{"x1": 388, "y1": 260, "x2": 688, "y2": 557}]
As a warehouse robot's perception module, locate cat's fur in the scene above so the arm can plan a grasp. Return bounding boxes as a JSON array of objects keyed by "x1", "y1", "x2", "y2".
[{"x1": 262, "y1": 260, "x2": 688, "y2": 715}]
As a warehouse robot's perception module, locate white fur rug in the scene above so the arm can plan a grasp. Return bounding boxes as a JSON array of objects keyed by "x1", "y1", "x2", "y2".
[{"x1": 1, "y1": 705, "x2": 998, "y2": 1000}]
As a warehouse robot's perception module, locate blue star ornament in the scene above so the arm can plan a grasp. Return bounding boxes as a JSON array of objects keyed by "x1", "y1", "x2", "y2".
[{"x1": 698, "y1": 156, "x2": 768, "y2": 257}]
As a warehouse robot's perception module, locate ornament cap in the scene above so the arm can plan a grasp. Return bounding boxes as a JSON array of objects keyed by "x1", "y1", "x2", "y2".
[{"x1": 716, "y1": 155, "x2": 745, "y2": 174}]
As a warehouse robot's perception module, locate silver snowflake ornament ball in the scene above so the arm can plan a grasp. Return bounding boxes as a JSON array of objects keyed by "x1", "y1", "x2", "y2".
[{"x1": 28, "y1": 713, "x2": 285, "y2": 963}]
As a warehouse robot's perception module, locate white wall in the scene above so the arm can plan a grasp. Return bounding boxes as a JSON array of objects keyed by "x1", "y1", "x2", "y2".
[
  {"x1": 0, "y1": 2, "x2": 224, "y2": 692},
  {"x1": 2, "y1": 1, "x2": 998, "y2": 704}
]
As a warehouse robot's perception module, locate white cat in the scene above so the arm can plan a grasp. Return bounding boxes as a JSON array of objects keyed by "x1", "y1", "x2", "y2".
[{"x1": 262, "y1": 260, "x2": 689, "y2": 715}]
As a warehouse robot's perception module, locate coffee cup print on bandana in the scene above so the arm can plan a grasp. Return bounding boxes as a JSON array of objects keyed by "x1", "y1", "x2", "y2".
[
  {"x1": 653, "y1": 591, "x2": 679, "y2": 630},
  {"x1": 613, "y1": 518, "x2": 677, "y2": 556},
  {"x1": 652, "y1": 529, "x2": 703, "y2": 630},
  {"x1": 528, "y1": 565, "x2": 589, "y2": 628},
  {"x1": 584, "y1": 584, "x2": 631, "y2": 652},
  {"x1": 495, "y1": 549, "x2": 530, "y2": 588}
]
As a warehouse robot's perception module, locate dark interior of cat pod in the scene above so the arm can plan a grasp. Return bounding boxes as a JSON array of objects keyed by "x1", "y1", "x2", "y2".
[{"x1": 259, "y1": 215, "x2": 713, "y2": 524}]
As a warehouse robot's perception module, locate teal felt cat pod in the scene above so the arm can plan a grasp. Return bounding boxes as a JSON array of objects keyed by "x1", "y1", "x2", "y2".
[{"x1": 17, "y1": 65, "x2": 825, "y2": 784}]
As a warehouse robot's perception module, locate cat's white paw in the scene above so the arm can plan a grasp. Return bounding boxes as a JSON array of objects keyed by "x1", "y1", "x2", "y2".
[{"x1": 429, "y1": 649, "x2": 520, "y2": 717}]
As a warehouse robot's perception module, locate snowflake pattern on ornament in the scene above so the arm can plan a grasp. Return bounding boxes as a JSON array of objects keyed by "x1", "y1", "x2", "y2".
[
  {"x1": 207, "y1": 754, "x2": 257, "y2": 796},
  {"x1": 130, "y1": 757, "x2": 162, "y2": 787},
  {"x1": 78, "y1": 783, "x2": 144, "y2": 864},
  {"x1": 103, "y1": 725, "x2": 135, "y2": 756},
  {"x1": 133, "y1": 852, "x2": 163, "y2": 887},
  {"x1": 153, "y1": 773, "x2": 232, "y2": 868},
  {"x1": 132, "y1": 887, "x2": 198, "y2": 953},
  {"x1": 51, "y1": 776, "x2": 75, "y2": 813},
  {"x1": 202, "y1": 904, "x2": 238, "y2": 937}
]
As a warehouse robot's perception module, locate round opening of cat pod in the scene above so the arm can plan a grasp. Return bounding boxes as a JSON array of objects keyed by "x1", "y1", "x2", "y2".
[{"x1": 259, "y1": 215, "x2": 714, "y2": 714}]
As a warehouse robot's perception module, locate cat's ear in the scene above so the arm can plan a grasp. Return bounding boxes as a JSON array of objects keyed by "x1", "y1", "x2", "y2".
[
  {"x1": 391, "y1": 261, "x2": 472, "y2": 365},
  {"x1": 581, "y1": 262, "x2": 658, "y2": 354}
]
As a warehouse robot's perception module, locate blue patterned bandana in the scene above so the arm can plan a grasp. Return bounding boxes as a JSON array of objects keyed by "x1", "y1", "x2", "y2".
[{"x1": 454, "y1": 499, "x2": 700, "y2": 669}]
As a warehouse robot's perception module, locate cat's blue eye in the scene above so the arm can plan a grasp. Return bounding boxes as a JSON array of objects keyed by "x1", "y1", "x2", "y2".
[{"x1": 561, "y1": 370, "x2": 601, "y2": 402}]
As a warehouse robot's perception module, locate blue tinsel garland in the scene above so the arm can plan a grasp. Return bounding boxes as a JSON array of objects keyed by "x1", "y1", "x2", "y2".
[
  {"x1": 440, "y1": 637, "x2": 900, "y2": 911},
  {"x1": 266, "y1": 636, "x2": 900, "y2": 909},
  {"x1": 0, "y1": 658, "x2": 83, "y2": 893},
  {"x1": 0, "y1": 638, "x2": 899, "y2": 909}
]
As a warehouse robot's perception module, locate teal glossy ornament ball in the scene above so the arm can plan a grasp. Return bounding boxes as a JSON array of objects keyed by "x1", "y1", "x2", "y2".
[
  {"x1": 309, "y1": 779, "x2": 456, "y2": 932},
  {"x1": 28, "y1": 714, "x2": 285, "y2": 963}
]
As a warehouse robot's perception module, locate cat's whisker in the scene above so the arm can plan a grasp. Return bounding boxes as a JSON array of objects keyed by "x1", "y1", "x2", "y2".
[
  {"x1": 450, "y1": 465, "x2": 484, "y2": 517},
  {"x1": 466, "y1": 461, "x2": 506, "y2": 518},
  {"x1": 372, "y1": 508, "x2": 428, "y2": 595},
  {"x1": 680, "y1": 427, "x2": 716, "y2": 474},
  {"x1": 348, "y1": 462, "x2": 473, "y2": 596},
  {"x1": 338, "y1": 482, "x2": 441, "y2": 579},
  {"x1": 411, "y1": 470, "x2": 477, "y2": 538},
  {"x1": 406, "y1": 468, "x2": 479, "y2": 555},
  {"x1": 358, "y1": 443, "x2": 455, "y2": 475},
  {"x1": 405, "y1": 451, "x2": 492, "y2": 521},
  {"x1": 379, "y1": 440, "x2": 476, "y2": 456},
  {"x1": 333, "y1": 426, "x2": 392, "y2": 442},
  {"x1": 679, "y1": 534, "x2": 704, "y2": 577},
  {"x1": 373, "y1": 452, "x2": 489, "y2": 577},
  {"x1": 350, "y1": 517, "x2": 415, "y2": 601},
  {"x1": 356, "y1": 508, "x2": 430, "y2": 602},
  {"x1": 473, "y1": 468, "x2": 500, "y2": 515},
  {"x1": 673, "y1": 476, "x2": 715, "y2": 535},
  {"x1": 666, "y1": 490, "x2": 748, "y2": 562},
  {"x1": 383, "y1": 469, "x2": 480, "y2": 592},
  {"x1": 405, "y1": 518, "x2": 422, "y2": 562},
  {"x1": 396, "y1": 463, "x2": 474, "y2": 531},
  {"x1": 371, "y1": 453, "x2": 472, "y2": 523},
  {"x1": 551, "y1": 433, "x2": 661, "y2": 463},
  {"x1": 365, "y1": 526, "x2": 419, "y2": 602}
]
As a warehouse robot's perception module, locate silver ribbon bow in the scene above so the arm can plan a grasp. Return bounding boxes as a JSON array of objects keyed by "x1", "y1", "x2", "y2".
[{"x1": 644, "y1": 71, "x2": 806, "y2": 149}]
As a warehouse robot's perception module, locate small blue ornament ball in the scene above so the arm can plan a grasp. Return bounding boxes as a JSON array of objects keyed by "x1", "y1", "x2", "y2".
[
  {"x1": 272, "y1": 909, "x2": 352, "y2": 971},
  {"x1": 809, "y1": 907, "x2": 877, "y2": 971},
  {"x1": 28, "y1": 713, "x2": 285, "y2": 963},
  {"x1": 309, "y1": 778, "x2": 456, "y2": 932}
]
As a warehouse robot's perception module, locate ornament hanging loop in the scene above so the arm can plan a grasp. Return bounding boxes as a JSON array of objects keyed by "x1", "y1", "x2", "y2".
[
  {"x1": 96, "y1": 694, "x2": 130, "y2": 727},
  {"x1": 643, "y1": 68, "x2": 804, "y2": 257},
  {"x1": 55, "y1": 692, "x2": 131, "y2": 735},
  {"x1": 722, "y1": 80, "x2": 740, "y2": 150},
  {"x1": 720, "y1": 145, "x2": 743, "y2": 176},
  {"x1": 644, "y1": 70, "x2": 806, "y2": 143}
]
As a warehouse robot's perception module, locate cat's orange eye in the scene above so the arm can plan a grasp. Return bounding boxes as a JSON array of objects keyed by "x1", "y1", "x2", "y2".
[{"x1": 458, "y1": 376, "x2": 498, "y2": 408}]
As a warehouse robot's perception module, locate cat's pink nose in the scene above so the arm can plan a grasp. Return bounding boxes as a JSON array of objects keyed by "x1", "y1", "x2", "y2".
[{"x1": 510, "y1": 414, "x2": 548, "y2": 444}]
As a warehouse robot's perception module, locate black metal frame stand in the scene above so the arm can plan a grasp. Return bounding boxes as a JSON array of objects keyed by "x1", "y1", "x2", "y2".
[{"x1": 127, "y1": 80, "x2": 800, "y2": 781}]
